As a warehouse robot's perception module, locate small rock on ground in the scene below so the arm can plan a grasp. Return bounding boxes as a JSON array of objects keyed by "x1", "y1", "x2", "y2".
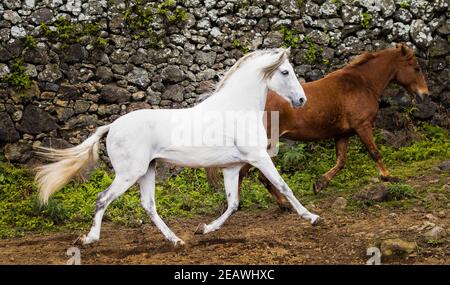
[
  {"x1": 332, "y1": 197, "x2": 347, "y2": 210},
  {"x1": 354, "y1": 183, "x2": 388, "y2": 202},
  {"x1": 425, "y1": 213, "x2": 438, "y2": 221},
  {"x1": 437, "y1": 160, "x2": 450, "y2": 171},
  {"x1": 436, "y1": 211, "x2": 446, "y2": 218},
  {"x1": 423, "y1": 226, "x2": 447, "y2": 240},
  {"x1": 380, "y1": 238, "x2": 416, "y2": 258}
]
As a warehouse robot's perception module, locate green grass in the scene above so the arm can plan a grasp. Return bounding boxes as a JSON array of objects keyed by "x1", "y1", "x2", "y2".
[
  {"x1": 399, "y1": 0, "x2": 410, "y2": 9},
  {"x1": 25, "y1": 35, "x2": 38, "y2": 49},
  {"x1": 1, "y1": 58, "x2": 30, "y2": 91},
  {"x1": 0, "y1": 123, "x2": 448, "y2": 238},
  {"x1": 41, "y1": 17, "x2": 104, "y2": 49},
  {"x1": 280, "y1": 26, "x2": 300, "y2": 49},
  {"x1": 122, "y1": 0, "x2": 188, "y2": 45},
  {"x1": 303, "y1": 37, "x2": 323, "y2": 65},
  {"x1": 361, "y1": 12, "x2": 373, "y2": 29},
  {"x1": 386, "y1": 183, "x2": 415, "y2": 201},
  {"x1": 231, "y1": 39, "x2": 250, "y2": 54}
]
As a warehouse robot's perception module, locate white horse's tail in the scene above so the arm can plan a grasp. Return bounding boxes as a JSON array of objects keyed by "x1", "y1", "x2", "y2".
[{"x1": 35, "y1": 125, "x2": 111, "y2": 204}]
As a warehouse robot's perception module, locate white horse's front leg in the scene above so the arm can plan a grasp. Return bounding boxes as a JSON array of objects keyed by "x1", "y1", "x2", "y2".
[
  {"x1": 250, "y1": 154, "x2": 321, "y2": 225},
  {"x1": 195, "y1": 165, "x2": 243, "y2": 235},
  {"x1": 139, "y1": 164, "x2": 184, "y2": 246}
]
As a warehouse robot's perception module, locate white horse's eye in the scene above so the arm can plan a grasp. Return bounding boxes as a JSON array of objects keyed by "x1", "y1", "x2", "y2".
[{"x1": 281, "y1": 70, "x2": 289, "y2": 76}]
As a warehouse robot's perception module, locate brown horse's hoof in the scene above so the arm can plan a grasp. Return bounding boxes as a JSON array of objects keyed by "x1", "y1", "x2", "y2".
[
  {"x1": 73, "y1": 234, "x2": 84, "y2": 245},
  {"x1": 312, "y1": 183, "x2": 319, "y2": 195},
  {"x1": 312, "y1": 178, "x2": 328, "y2": 195},
  {"x1": 277, "y1": 203, "x2": 292, "y2": 212},
  {"x1": 194, "y1": 223, "x2": 207, "y2": 235},
  {"x1": 380, "y1": 176, "x2": 402, "y2": 183}
]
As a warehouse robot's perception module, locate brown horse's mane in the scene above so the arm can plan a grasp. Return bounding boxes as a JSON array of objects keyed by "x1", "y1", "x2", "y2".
[
  {"x1": 331, "y1": 52, "x2": 381, "y2": 76},
  {"x1": 321, "y1": 52, "x2": 378, "y2": 80},
  {"x1": 319, "y1": 51, "x2": 385, "y2": 92},
  {"x1": 319, "y1": 44, "x2": 416, "y2": 95},
  {"x1": 328, "y1": 44, "x2": 414, "y2": 78},
  {"x1": 346, "y1": 52, "x2": 378, "y2": 69}
]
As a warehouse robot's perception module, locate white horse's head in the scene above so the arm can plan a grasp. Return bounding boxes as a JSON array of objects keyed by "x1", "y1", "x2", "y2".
[
  {"x1": 210, "y1": 48, "x2": 307, "y2": 108},
  {"x1": 262, "y1": 48, "x2": 307, "y2": 108}
]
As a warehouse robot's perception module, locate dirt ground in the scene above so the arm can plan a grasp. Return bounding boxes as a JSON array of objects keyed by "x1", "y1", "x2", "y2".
[
  {"x1": 0, "y1": 196, "x2": 448, "y2": 264},
  {"x1": 1, "y1": 161, "x2": 449, "y2": 265}
]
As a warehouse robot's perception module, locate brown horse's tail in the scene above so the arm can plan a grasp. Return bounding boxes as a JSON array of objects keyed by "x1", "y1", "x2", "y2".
[{"x1": 205, "y1": 167, "x2": 223, "y2": 192}]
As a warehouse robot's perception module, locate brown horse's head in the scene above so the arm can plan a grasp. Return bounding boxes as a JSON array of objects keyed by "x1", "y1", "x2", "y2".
[{"x1": 393, "y1": 43, "x2": 429, "y2": 100}]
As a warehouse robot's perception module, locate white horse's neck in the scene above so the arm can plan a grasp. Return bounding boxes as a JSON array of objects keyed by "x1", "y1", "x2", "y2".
[{"x1": 218, "y1": 75, "x2": 268, "y2": 111}]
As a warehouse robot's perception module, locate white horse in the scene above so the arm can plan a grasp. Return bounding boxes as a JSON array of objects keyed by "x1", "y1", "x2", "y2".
[{"x1": 35, "y1": 48, "x2": 320, "y2": 246}]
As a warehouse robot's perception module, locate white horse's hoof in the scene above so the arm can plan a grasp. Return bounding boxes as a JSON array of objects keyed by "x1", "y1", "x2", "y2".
[
  {"x1": 173, "y1": 239, "x2": 185, "y2": 247},
  {"x1": 310, "y1": 215, "x2": 323, "y2": 226},
  {"x1": 194, "y1": 223, "x2": 207, "y2": 235},
  {"x1": 80, "y1": 234, "x2": 98, "y2": 245}
]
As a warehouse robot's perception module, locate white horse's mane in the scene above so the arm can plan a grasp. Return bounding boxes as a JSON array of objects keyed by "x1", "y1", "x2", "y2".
[{"x1": 197, "y1": 48, "x2": 288, "y2": 103}]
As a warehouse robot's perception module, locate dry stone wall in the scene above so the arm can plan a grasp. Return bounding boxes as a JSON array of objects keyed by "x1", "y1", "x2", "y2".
[{"x1": 0, "y1": 0, "x2": 449, "y2": 163}]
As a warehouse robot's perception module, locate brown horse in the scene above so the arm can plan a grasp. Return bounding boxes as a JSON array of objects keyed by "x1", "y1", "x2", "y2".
[{"x1": 206, "y1": 43, "x2": 429, "y2": 209}]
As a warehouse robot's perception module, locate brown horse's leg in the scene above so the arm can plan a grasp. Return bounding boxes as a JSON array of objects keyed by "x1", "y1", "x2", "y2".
[
  {"x1": 313, "y1": 137, "x2": 349, "y2": 194},
  {"x1": 237, "y1": 162, "x2": 290, "y2": 211},
  {"x1": 258, "y1": 172, "x2": 291, "y2": 211},
  {"x1": 258, "y1": 155, "x2": 290, "y2": 210},
  {"x1": 206, "y1": 167, "x2": 222, "y2": 192},
  {"x1": 237, "y1": 163, "x2": 252, "y2": 197},
  {"x1": 355, "y1": 126, "x2": 396, "y2": 180},
  {"x1": 236, "y1": 163, "x2": 252, "y2": 209}
]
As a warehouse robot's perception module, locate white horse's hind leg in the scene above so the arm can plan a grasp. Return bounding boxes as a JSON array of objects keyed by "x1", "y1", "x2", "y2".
[
  {"x1": 195, "y1": 165, "x2": 242, "y2": 235},
  {"x1": 250, "y1": 154, "x2": 321, "y2": 225},
  {"x1": 138, "y1": 163, "x2": 184, "y2": 246},
  {"x1": 81, "y1": 175, "x2": 136, "y2": 245}
]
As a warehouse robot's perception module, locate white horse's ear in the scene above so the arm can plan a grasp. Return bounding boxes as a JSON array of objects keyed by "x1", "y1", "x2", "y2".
[{"x1": 285, "y1": 47, "x2": 291, "y2": 56}]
